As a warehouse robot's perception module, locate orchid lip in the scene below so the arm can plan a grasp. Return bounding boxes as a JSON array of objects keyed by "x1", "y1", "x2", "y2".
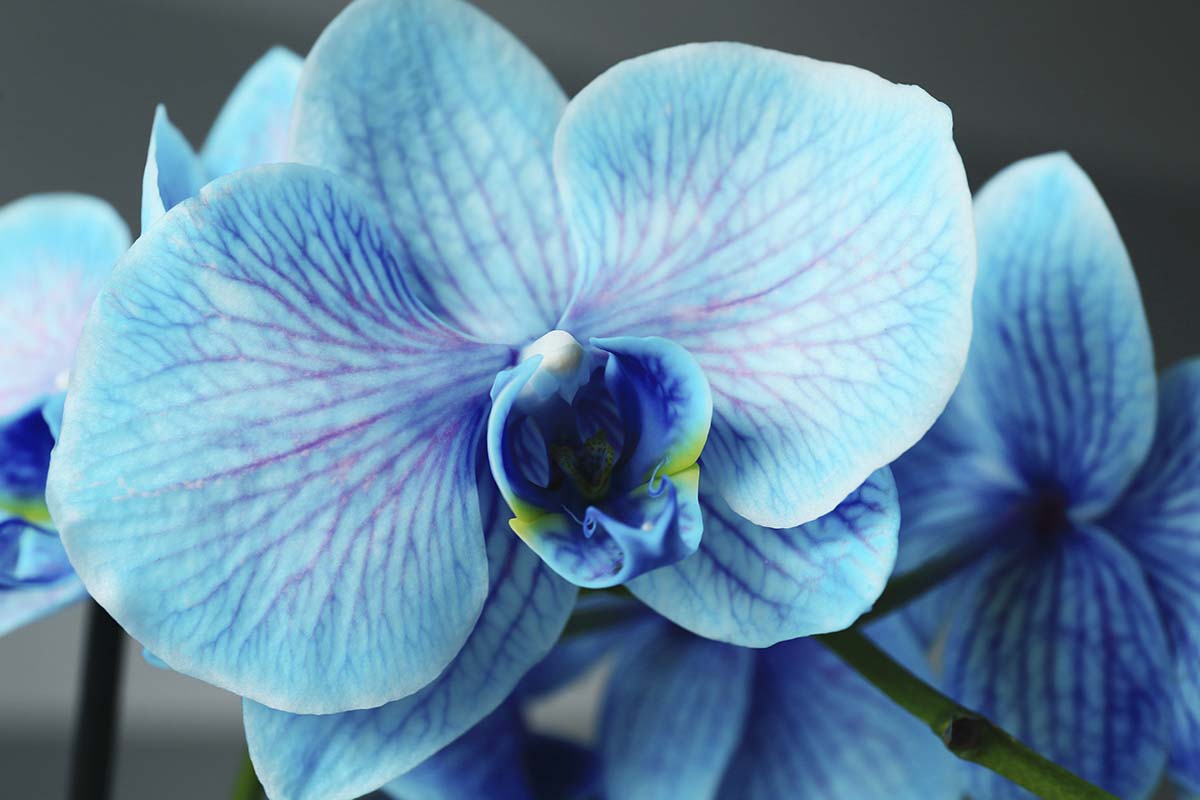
[{"x1": 487, "y1": 333, "x2": 712, "y2": 588}]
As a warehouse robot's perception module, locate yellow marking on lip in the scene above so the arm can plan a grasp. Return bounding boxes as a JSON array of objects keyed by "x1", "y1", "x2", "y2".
[{"x1": 0, "y1": 496, "x2": 53, "y2": 526}]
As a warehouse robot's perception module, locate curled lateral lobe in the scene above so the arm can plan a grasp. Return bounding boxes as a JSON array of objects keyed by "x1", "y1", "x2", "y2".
[
  {"x1": 244, "y1": 470, "x2": 576, "y2": 800},
  {"x1": 944, "y1": 526, "x2": 1170, "y2": 800},
  {"x1": 968, "y1": 153, "x2": 1156, "y2": 517},
  {"x1": 1104, "y1": 360, "x2": 1200, "y2": 791},
  {"x1": 556, "y1": 43, "x2": 975, "y2": 528},
  {"x1": 0, "y1": 194, "x2": 130, "y2": 419},
  {"x1": 48, "y1": 164, "x2": 513, "y2": 714},
  {"x1": 628, "y1": 467, "x2": 899, "y2": 646},
  {"x1": 291, "y1": 0, "x2": 576, "y2": 345}
]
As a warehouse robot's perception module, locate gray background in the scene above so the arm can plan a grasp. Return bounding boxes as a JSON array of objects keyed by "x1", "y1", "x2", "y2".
[{"x1": 2, "y1": 0, "x2": 1197, "y2": 797}]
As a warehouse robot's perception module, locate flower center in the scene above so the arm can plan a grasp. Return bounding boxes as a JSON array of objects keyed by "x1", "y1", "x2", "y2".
[
  {"x1": 486, "y1": 331, "x2": 712, "y2": 588},
  {"x1": 1027, "y1": 484, "x2": 1072, "y2": 541},
  {"x1": 551, "y1": 429, "x2": 616, "y2": 501}
]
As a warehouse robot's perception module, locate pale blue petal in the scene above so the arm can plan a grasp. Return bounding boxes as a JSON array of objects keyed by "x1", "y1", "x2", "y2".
[
  {"x1": 519, "y1": 593, "x2": 643, "y2": 698},
  {"x1": 600, "y1": 621, "x2": 754, "y2": 800},
  {"x1": 291, "y1": 0, "x2": 575, "y2": 345},
  {"x1": 556, "y1": 43, "x2": 975, "y2": 528},
  {"x1": 0, "y1": 515, "x2": 86, "y2": 636},
  {"x1": 384, "y1": 701, "x2": 532, "y2": 800},
  {"x1": 628, "y1": 468, "x2": 898, "y2": 646},
  {"x1": 967, "y1": 153, "x2": 1156, "y2": 517},
  {"x1": 40, "y1": 392, "x2": 65, "y2": 441},
  {"x1": 891, "y1": 399, "x2": 1021, "y2": 649},
  {"x1": 943, "y1": 526, "x2": 1170, "y2": 799},
  {"x1": 140, "y1": 105, "x2": 206, "y2": 231},
  {"x1": 0, "y1": 194, "x2": 129, "y2": 419},
  {"x1": 201, "y1": 47, "x2": 302, "y2": 178},
  {"x1": 243, "y1": 470, "x2": 576, "y2": 800},
  {"x1": 48, "y1": 165, "x2": 512, "y2": 714},
  {"x1": 1104, "y1": 359, "x2": 1200, "y2": 791},
  {"x1": 384, "y1": 702, "x2": 599, "y2": 800},
  {"x1": 716, "y1": 617, "x2": 962, "y2": 799},
  {"x1": 0, "y1": 576, "x2": 86, "y2": 637},
  {"x1": 891, "y1": 394, "x2": 1022, "y2": 574},
  {"x1": 0, "y1": 515, "x2": 71, "y2": 586}
]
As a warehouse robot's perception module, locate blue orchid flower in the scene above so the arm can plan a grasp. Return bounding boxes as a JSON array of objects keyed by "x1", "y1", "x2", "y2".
[
  {"x1": 572, "y1": 595, "x2": 962, "y2": 799},
  {"x1": 46, "y1": 0, "x2": 974, "y2": 794},
  {"x1": 0, "y1": 194, "x2": 129, "y2": 634},
  {"x1": 893, "y1": 153, "x2": 1200, "y2": 799}
]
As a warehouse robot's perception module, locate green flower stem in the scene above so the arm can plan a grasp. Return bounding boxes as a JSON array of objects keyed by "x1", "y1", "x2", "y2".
[
  {"x1": 561, "y1": 587, "x2": 639, "y2": 638},
  {"x1": 231, "y1": 747, "x2": 263, "y2": 800},
  {"x1": 818, "y1": 629, "x2": 1117, "y2": 800}
]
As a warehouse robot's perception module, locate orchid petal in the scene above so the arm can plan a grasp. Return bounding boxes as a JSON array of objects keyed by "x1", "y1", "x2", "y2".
[
  {"x1": 0, "y1": 515, "x2": 85, "y2": 636},
  {"x1": 891, "y1": 393, "x2": 1021, "y2": 574},
  {"x1": 519, "y1": 593, "x2": 643, "y2": 698},
  {"x1": 40, "y1": 392, "x2": 65, "y2": 441},
  {"x1": 384, "y1": 700, "x2": 533, "y2": 800},
  {"x1": 200, "y1": 47, "x2": 303, "y2": 178},
  {"x1": 891, "y1": 395, "x2": 1022, "y2": 649},
  {"x1": 140, "y1": 105, "x2": 206, "y2": 231},
  {"x1": 291, "y1": 0, "x2": 575, "y2": 345},
  {"x1": 0, "y1": 511, "x2": 70, "y2": 586},
  {"x1": 967, "y1": 153, "x2": 1156, "y2": 516},
  {"x1": 628, "y1": 468, "x2": 898, "y2": 646},
  {"x1": 243, "y1": 470, "x2": 576, "y2": 800},
  {"x1": 0, "y1": 194, "x2": 129, "y2": 419},
  {"x1": 49, "y1": 164, "x2": 512, "y2": 713},
  {"x1": 1104, "y1": 359, "x2": 1200, "y2": 791},
  {"x1": 943, "y1": 526, "x2": 1170, "y2": 799},
  {"x1": 600, "y1": 621, "x2": 754, "y2": 800},
  {"x1": 717, "y1": 617, "x2": 962, "y2": 799},
  {"x1": 555, "y1": 43, "x2": 975, "y2": 528},
  {"x1": 384, "y1": 701, "x2": 599, "y2": 800}
]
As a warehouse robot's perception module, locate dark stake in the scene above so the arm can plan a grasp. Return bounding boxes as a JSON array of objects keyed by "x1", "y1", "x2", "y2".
[{"x1": 68, "y1": 601, "x2": 125, "y2": 800}]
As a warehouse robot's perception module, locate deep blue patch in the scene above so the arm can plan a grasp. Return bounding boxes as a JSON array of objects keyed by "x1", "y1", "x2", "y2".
[{"x1": 0, "y1": 405, "x2": 54, "y2": 504}]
